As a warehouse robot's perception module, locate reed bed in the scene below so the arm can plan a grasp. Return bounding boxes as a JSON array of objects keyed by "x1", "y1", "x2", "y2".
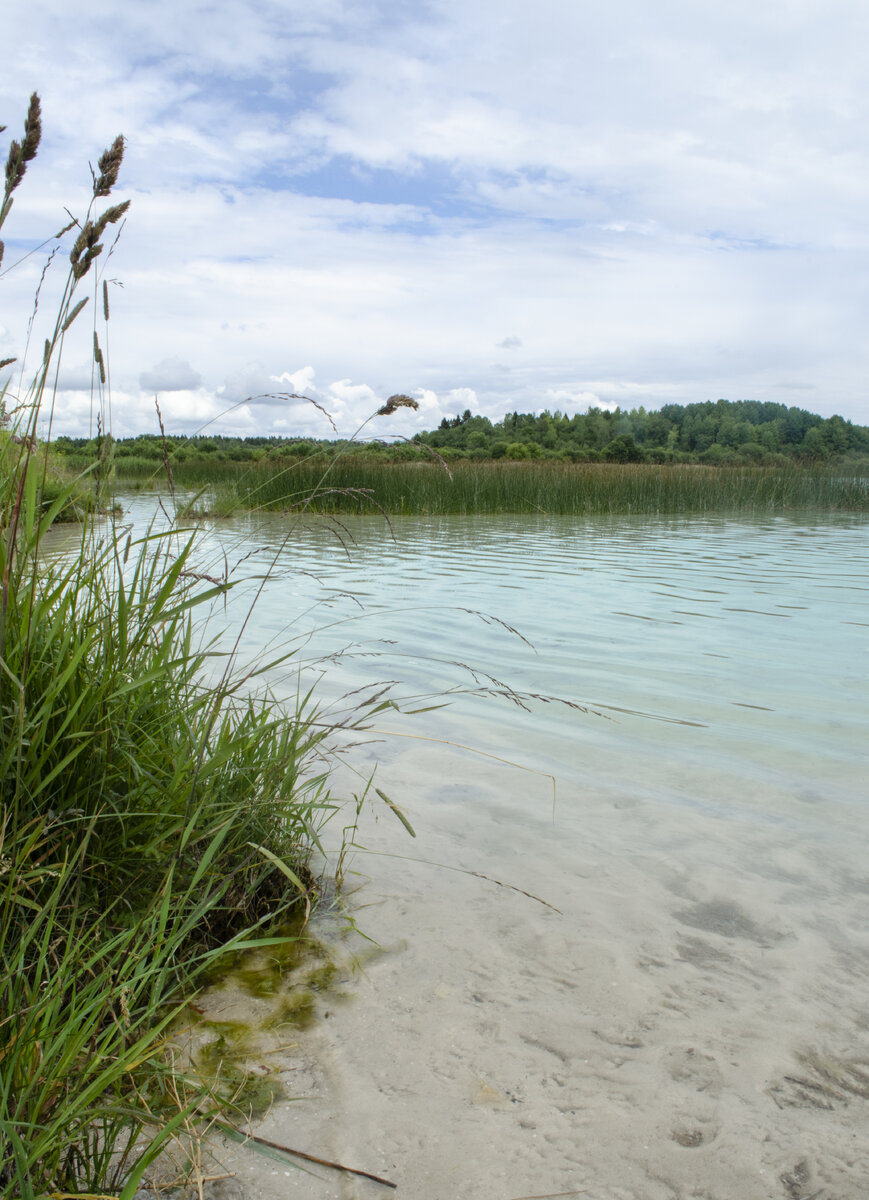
[{"x1": 117, "y1": 458, "x2": 869, "y2": 516}]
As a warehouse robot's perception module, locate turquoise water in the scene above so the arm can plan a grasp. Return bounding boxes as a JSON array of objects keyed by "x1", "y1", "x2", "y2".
[
  {"x1": 180, "y1": 509, "x2": 867, "y2": 837},
  {"x1": 117, "y1": 501, "x2": 869, "y2": 1197}
]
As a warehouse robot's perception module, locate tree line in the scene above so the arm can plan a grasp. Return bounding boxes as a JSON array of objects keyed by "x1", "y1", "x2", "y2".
[
  {"x1": 50, "y1": 398, "x2": 869, "y2": 467},
  {"x1": 415, "y1": 399, "x2": 869, "y2": 463}
]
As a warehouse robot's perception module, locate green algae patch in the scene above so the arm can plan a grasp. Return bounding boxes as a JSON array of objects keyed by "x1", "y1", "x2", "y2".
[
  {"x1": 185, "y1": 918, "x2": 356, "y2": 1116},
  {"x1": 196, "y1": 1020, "x2": 255, "y2": 1063},
  {"x1": 261, "y1": 990, "x2": 318, "y2": 1032},
  {"x1": 234, "y1": 964, "x2": 284, "y2": 1000}
]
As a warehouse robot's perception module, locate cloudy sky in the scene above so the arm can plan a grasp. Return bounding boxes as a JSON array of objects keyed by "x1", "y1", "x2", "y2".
[{"x1": 1, "y1": 0, "x2": 868, "y2": 439}]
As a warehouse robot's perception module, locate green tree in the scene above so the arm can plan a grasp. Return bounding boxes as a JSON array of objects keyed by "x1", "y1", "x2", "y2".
[{"x1": 601, "y1": 434, "x2": 645, "y2": 463}]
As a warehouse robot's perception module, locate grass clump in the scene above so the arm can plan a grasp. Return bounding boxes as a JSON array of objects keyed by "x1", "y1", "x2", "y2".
[{"x1": 0, "y1": 96, "x2": 351, "y2": 1199}]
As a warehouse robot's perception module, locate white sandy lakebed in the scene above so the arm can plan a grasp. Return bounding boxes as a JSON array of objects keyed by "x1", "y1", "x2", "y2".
[{"x1": 175, "y1": 734, "x2": 869, "y2": 1200}]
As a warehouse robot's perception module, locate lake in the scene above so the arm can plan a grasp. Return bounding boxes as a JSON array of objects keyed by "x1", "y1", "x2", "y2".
[{"x1": 128, "y1": 501, "x2": 869, "y2": 1199}]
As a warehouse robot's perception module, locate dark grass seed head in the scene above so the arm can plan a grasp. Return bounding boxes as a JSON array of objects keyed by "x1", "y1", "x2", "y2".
[
  {"x1": 2, "y1": 94, "x2": 41, "y2": 199},
  {"x1": 93, "y1": 135, "x2": 125, "y2": 197}
]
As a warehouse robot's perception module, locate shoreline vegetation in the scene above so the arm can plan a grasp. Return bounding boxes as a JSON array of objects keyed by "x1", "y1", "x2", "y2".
[
  {"x1": 120, "y1": 458, "x2": 869, "y2": 518},
  {"x1": 1, "y1": 97, "x2": 409, "y2": 1198},
  {"x1": 51, "y1": 399, "x2": 869, "y2": 518}
]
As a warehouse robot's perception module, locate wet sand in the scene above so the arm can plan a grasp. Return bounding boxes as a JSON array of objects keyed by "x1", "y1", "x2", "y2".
[{"x1": 177, "y1": 733, "x2": 869, "y2": 1200}]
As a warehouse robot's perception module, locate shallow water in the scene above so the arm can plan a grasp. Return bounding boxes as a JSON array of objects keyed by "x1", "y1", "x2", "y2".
[
  {"x1": 187, "y1": 508, "x2": 867, "y2": 824},
  {"x1": 125, "y1": 502, "x2": 869, "y2": 1198}
]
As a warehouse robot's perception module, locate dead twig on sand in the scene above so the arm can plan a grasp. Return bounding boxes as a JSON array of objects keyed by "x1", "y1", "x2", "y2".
[
  {"x1": 506, "y1": 1191, "x2": 588, "y2": 1200},
  {"x1": 217, "y1": 1119, "x2": 397, "y2": 1188}
]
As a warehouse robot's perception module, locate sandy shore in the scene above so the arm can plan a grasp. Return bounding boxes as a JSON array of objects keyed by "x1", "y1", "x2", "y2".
[{"x1": 153, "y1": 726, "x2": 869, "y2": 1200}]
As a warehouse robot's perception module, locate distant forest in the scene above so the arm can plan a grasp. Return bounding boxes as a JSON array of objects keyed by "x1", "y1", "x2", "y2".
[
  {"x1": 415, "y1": 399, "x2": 869, "y2": 463},
  {"x1": 53, "y1": 398, "x2": 869, "y2": 466}
]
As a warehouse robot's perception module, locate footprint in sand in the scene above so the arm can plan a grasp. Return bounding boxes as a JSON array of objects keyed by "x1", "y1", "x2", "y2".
[
  {"x1": 663, "y1": 1044, "x2": 724, "y2": 1095},
  {"x1": 663, "y1": 1044, "x2": 723, "y2": 1148}
]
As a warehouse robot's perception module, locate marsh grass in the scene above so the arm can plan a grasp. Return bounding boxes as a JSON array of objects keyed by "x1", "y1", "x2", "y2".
[
  {"x1": 0, "y1": 97, "x2": 383, "y2": 1198},
  {"x1": 115, "y1": 457, "x2": 869, "y2": 516}
]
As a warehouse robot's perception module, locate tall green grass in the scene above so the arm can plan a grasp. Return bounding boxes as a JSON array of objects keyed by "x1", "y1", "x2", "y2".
[
  {"x1": 0, "y1": 505, "x2": 338, "y2": 1197},
  {"x1": 0, "y1": 97, "x2": 375, "y2": 1199},
  {"x1": 116, "y1": 457, "x2": 869, "y2": 516}
]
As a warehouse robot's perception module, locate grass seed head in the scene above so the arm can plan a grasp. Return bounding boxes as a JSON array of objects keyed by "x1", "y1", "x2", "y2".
[
  {"x1": 61, "y1": 296, "x2": 89, "y2": 332},
  {"x1": 21, "y1": 93, "x2": 42, "y2": 163},
  {"x1": 4, "y1": 140, "x2": 25, "y2": 191},
  {"x1": 2, "y1": 94, "x2": 41, "y2": 200},
  {"x1": 377, "y1": 393, "x2": 419, "y2": 417},
  {"x1": 94, "y1": 134, "x2": 125, "y2": 197},
  {"x1": 94, "y1": 199, "x2": 131, "y2": 234}
]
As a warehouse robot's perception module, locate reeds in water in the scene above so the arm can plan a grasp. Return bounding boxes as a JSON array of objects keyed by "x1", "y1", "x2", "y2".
[{"x1": 118, "y1": 458, "x2": 869, "y2": 517}]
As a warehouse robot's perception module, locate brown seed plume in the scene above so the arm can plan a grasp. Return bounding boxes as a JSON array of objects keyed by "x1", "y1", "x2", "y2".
[
  {"x1": 93, "y1": 135, "x2": 125, "y2": 197},
  {"x1": 69, "y1": 201, "x2": 130, "y2": 279},
  {"x1": 377, "y1": 393, "x2": 419, "y2": 417},
  {"x1": 21, "y1": 93, "x2": 41, "y2": 163},
  {"x1": 2, "y1": 93, "x2": 42, "y2": 218}
]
